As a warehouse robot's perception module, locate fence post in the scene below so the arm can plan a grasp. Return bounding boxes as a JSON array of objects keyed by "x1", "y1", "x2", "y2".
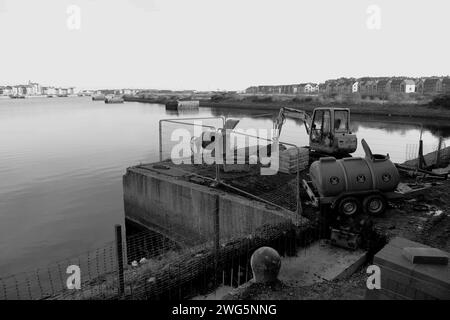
[
  {"x1": 418, "y1": 139, "x2": 425, "y2": 169},
  {"x1": 115, "y1": 224, "x2": 125, "y2": 297},
  {"x1": 214, "y1": 195, "x2": 220, "y2": 286},
  {"x1": 215, "y1": 129, "x2": 222, "y2": 184},
  {"x1": 436, "y1": 136, "x2": 443, "y2": 167},
  {"x1": 296, "y1": 146, "x2": 303, "y2": 216},
  {"x1": 159, "y1": 120, "x2": 163, "y2": 162}
]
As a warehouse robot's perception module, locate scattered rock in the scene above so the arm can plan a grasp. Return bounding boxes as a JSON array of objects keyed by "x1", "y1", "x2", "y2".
[{"x1": 152, "y1": 164, "x2": 170, "y2": 170}]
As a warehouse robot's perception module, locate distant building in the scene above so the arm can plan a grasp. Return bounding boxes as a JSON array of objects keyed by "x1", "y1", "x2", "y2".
[
  {"x1": 376, "y1": 79, "x2": 390, "y2": 94},
  {"x1": 42, "y1": 87, "x2": 57, "y2": 95},
  {"x1": 12, "y1": 85, "x2": 27, "y2": 95},
  {"x1": 422, "y1": 78, "x2": 442, "y2": 94},
  {"x1": 352, "y1": 81, "x2": 359, "y2": 93},
  {"x1": 244, "y1": 77, "x2": 448, "y2": 97},
  {"x1": 0, "y1": 86, "x2": 13, "y2": 95},
  {"x1": 303, "y1": 83, "x2": 319, "y2": 93},
  {"x1": 122, "y1": 89, "x2": 135, "y2": 95},
  {"x1": 56, "y1": 88, "x2": 68, "y2": 95},
  {"x1": 278, "y1": 85, "x2": 289, "y2": 94},
  {"x1": 292, "y1": 85, "x2": 301, "y2": 94},
  {"x1": 401, "y1": 80, "x2": 416, "y2": 93},
  {"x1": 325, "y1": 81, "x2": 337, "y2": 94},
  {"x1": 388, "y1": 79, "x2": 403, "y2": 93},
  {"x1": 245, "y1": 83, "x2": 319, "y2": 95},
  {"x1": 28, "y1": 81, "x2": 41, "y2": 95},
  {"x1": 441, "y1": 78, "x2": 450, "y2": 93},
  {"x1": 245, "y1": 86, "x2": 258, "y2": 94},
  {"x1": 335, "y1": 80, "x2": 353, "y2": 94},
  {"x1": 318, "y1": 83, "x2": 327, "y2": 93},
  {"x1": 415, "y1": 79, "x2": 424, "y2": 94},
  {"x1": 360, "y1": 80, "x2": 377, "y2": 95}
]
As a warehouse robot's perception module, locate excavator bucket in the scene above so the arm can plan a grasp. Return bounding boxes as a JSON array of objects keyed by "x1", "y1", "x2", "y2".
[{"x1": 223, "y1": 119, "x2": 240, "y2": 130}]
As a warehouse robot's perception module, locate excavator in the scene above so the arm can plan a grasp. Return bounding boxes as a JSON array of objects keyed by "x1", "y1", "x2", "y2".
[
  {"x1": 273, "y1": 107, "x2": 357, "y2": 156},
  {"x1": 190, "y1": 106, "x2": 358, "y2": 158}
]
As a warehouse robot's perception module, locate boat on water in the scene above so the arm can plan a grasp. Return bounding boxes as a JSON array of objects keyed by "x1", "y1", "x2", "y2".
[
  {"x1": 105, "y1": 96, "x2": 124, "y2": 104},
  {"x1": 9, "y1": 95, "x2": 26, "y2": 99},
  {"x1": 47, "y1": 95, "x2": 55, "y2": 98},
  {"x1": 57, "y1": 94, "x2": 68, "y2": 98},
  {"x1": 165, "y1": 99, "x2": 199, "y2": 110},
  {"x1": 92, "y1": 94, "x2": 106, "y2": 101}
]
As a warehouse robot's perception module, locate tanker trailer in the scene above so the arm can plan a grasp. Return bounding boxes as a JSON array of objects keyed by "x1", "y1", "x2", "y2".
[{"x1": 303, "y1": 139, "x2": 401, "y2": 216}]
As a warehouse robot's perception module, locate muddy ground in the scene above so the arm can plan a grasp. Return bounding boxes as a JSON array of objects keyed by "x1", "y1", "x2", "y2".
[
  {"x1": 227, "y1": 178, "x2": 450, "y2": 300},
  {"x1": 155, "y1": 159, "x2": 449, "y2": 300}
]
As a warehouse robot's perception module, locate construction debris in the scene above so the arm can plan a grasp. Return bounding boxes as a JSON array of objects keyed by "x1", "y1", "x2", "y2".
[{"x1": 432, "y1": 164, "x2": 450, "y2": 176}]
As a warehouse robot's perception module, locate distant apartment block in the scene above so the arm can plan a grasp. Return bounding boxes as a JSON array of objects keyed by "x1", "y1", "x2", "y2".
[
  {"x1": 246, "y1": 76, "x2": 449, "y2": 97},
  {"x1": 245, "y1": 83, "x2": 319, "y2": 95},
  {"x1": 442, "y1": 78, "x2": 450, "y2": 93},
  {"x1": 419, "y1": 78, "x2": 442, "y2": 94},
  {"x1": 1, "y1": 81, "x2": 77, "y2": 96}
]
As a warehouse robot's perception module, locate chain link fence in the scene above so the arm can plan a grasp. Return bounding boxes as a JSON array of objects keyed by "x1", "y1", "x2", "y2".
[{"x1": 159, "y1": 117, "x2": 308, "y2": 214}]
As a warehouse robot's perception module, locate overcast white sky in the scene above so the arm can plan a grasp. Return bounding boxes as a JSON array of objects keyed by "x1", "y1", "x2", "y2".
[{"x1": 0, "y1": 0, "x2": 449, "y2": 90}]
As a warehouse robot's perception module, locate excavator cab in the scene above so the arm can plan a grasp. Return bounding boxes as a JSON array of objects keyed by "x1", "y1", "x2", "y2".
[{"x1": 310, "y1": 108, "x2": 357, "y2": 155}]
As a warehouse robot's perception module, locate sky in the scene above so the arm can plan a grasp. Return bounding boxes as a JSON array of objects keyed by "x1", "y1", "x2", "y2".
[{"x1": 0, "y1": 0, "x2": 449, "y2": 91}]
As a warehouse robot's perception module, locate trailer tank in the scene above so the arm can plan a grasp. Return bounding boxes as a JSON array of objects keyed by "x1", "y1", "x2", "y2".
[{"x1": 309, "y1": 139, "x2": 400, "y2": 215}]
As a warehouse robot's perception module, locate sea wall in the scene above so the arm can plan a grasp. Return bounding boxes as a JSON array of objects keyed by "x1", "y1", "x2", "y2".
[{"x1": 123, "y1": 166, "x2": 299, "y2": 245}]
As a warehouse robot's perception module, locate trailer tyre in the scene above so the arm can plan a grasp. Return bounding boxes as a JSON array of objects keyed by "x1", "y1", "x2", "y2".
[
  {"x1": 337, "y1": 197, "x2": 360, "y2": 216},
  {"x1": 363, "y1": 194, "x2": 386, "y2": 215}
]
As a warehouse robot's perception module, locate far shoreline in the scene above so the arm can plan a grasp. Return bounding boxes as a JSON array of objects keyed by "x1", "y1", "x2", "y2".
[{"x1": 199, "y1": 99, "x2": 450, "y2": 121}]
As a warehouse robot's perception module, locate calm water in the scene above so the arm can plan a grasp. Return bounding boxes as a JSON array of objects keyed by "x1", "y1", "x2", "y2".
[{"x1": 1, "y1": 97, "x2": 449, "y2": 276}]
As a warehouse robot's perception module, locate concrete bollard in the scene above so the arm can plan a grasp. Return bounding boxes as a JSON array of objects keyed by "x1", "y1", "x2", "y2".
[{"x1": 250, "y1": 247, "x2": 281, "y2": 283}]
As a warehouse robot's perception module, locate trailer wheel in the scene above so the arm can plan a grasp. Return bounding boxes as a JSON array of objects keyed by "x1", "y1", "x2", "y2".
[
  {"x1": 337, "y1": 197, "x2": 360, "y2": 216},
  {"x1": 363, "y1": 194, "x2": 386, "y2": 215}
]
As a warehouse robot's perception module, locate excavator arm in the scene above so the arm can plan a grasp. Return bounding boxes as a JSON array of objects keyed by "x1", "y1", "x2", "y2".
[{"x1": 273, "y1": 107, "x2": 312, "y2": 140}]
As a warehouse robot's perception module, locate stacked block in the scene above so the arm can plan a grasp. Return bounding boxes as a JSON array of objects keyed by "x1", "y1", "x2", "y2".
[
  {"x1": 366, "y1": 237, "x2": 449, "y2": 300},
  {"x1": 278, "y1": 147, "x2": 309, "y2": 174}
]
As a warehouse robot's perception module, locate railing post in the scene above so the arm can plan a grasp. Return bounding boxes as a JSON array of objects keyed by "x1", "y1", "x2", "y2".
[
  {"x1": 296, "y1": 146, "x2": 303, "y2": 216},
  {"x1": 115, "y1": 224, "x2": 125, "y2": 297},
  {"x1": 159, "y1": 120, "x2": 163, "y2": 162}
]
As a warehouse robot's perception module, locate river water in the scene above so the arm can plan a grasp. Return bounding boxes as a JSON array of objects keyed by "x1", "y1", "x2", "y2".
[{"x1": 1, "y1": 97, "x2": 449, "y2": 276}]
